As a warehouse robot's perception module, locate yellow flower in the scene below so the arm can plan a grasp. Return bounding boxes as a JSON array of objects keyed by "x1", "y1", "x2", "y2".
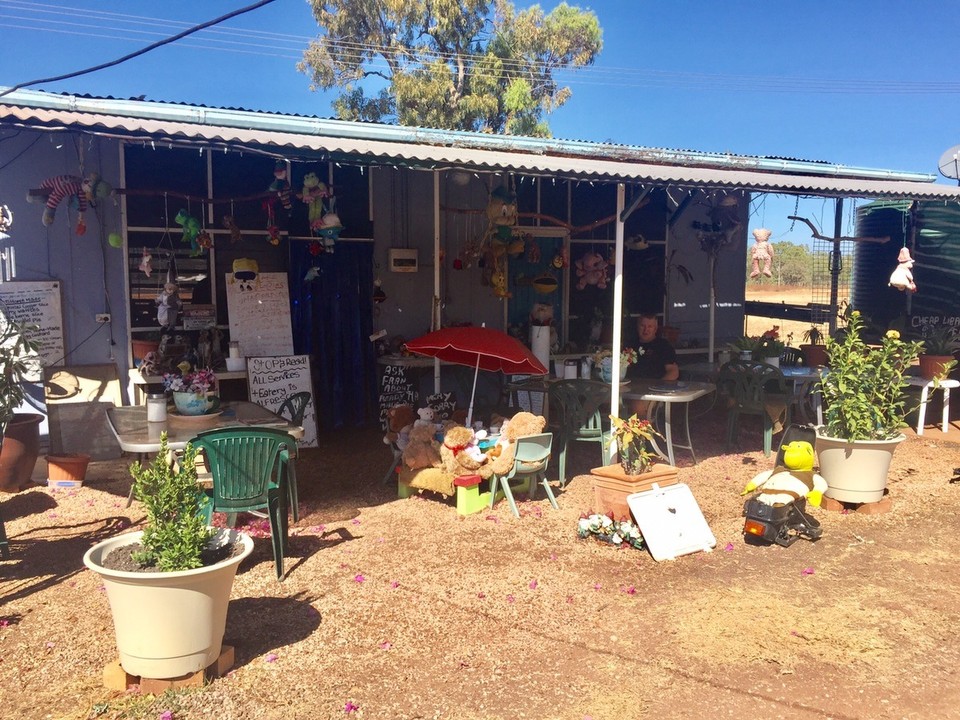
[
  {"x1": 885, "y1": 330, "x2": 900, "y2": 340},
  {"x1": 851, "y1": 310, "x2": 861, "y2": 317}
]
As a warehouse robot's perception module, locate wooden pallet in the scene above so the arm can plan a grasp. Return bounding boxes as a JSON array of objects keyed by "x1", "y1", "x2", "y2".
[{"x1": 103, "y1": 644, "x2": 234, "y2": 694}]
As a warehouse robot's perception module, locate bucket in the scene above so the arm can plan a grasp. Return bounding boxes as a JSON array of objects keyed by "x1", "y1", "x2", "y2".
[{"x1": 46, "y1": 453, "x2": 91, "y2": 487}]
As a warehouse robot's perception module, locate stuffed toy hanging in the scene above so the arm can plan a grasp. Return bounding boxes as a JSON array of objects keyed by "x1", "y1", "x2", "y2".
[
  {"x1": 156, "y1": 282, "x2": 181, "y2": 329},
  {"x1": 268, "y1": 160, "x2": 292, "y2": 213},
  {"x1": 574, "y1": 251, "x2": 609, "y2": 290},
  {"x1": 174, "y1": 209, "x2": 202, "y2": 254},
  {"x1": 749, "y1": 228, "x2": 774, "y2": 278},
  {"x1": 889, "y1": 246, "x2": 917, "y2": 293},
  {"x1": 298, "y1": 172, "x2": 329, "y2": 230},
  {"x1": 28, "y1": 175, "x2": 87, "y2": 234},
  {"x1": 222, "y1": 215, "x2": 242, "y2": 243},
  {"x1": 138, "y1": 247, "x2": 153, "y2": 277}
]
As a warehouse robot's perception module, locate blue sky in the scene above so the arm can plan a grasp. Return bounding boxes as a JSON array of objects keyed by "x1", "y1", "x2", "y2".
[{"x1": 2, "y1": 0, "x2": 960, "y2": 241}]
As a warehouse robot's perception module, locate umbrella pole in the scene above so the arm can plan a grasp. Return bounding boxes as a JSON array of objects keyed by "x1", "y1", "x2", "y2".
[{"x1": 466, "y1": 354, "x2": 480, "y2": 427}]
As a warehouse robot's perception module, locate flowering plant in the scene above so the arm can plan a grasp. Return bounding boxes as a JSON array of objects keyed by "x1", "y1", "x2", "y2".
[
  {"x1": 819, "y1": 310, "x2": 922, "y2": 441},
  {"x1": 757, "y1": 326, "x2": 786, "y2": 358},
  {"x1": 162, "y1": 367, "x2": 217, "y2": 394},
  {"x1": 592, "y1": 347, "x2": 642, "y2": 367},
  {"x1": 577, "y1": 513, "x2": 645, "y2": 550},
  {"x1": 607, "y1": 413, "x2": 663, "y2": 474}
]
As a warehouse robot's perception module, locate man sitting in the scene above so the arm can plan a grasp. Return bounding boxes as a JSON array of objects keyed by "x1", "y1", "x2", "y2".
[{"x1": 627, "y1": 313, "x2": 679, "y2": 416}]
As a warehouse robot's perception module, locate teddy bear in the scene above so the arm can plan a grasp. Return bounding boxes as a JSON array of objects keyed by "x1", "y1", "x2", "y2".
[
  {"x1": 383, "y1": 405, "x2": 416, "y2": 450},
  {"x1": 401, "y1": 422, "x2": 442, "y2": 470},
  {"x1": 485, "y1": 411, "x2": 547, "y2": 478},
  {"x1": 575, "y1": 251, "x2": 609, "y2": 290},
  {"x1": 889, "y1": 246, "x2": 917, "y2": 293},
  {"x1": 749, "y1": 228, "x2": 775, "y2": 279},
  {"x1": 414, "y1": 406, "x2": 436, "y2": 428},
  {"x1": 439, "y1": 424, "x2": 489, "y2": 477}
]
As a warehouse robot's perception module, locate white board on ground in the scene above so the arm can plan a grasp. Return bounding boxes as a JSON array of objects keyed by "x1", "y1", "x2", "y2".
[
  {"x1": 246, "y1": 355, "x2": 317, "y2": 448},
  {"x1": 224, "y1": 272, "x2": 294, "y2": 358}
]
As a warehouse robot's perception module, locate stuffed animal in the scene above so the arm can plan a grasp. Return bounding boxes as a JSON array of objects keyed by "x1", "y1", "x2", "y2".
[
  {"x1": 749, "y1": 228, "x2": 774, "y2": 279},
  {"x1": 439, "y1": 424, "x2": 488, "y2": 477},
  {"x1": 414, "y1": 406, "x2": 436, "y2": 428},
  {"x1": 138, "y1": 247, "x2": 152, "y2": 277},
  {"x1": 174, "y1": 209, "x2": 202, "y2": 253},
  {"x1": 223, "y1": 215, "x2": 243, "y2": 243},
  {"x1": 889, "y1": 246, "x2": 917, "y2": 293},
  {"x1": 268, "y1": 160, "x2": 292, "y2": 212},
  {"x1": 486, "y1": 411, "x2": 547, "y2": 479},
  {"x1": 741, "y1": 440, "x2": 828, "y2": 507},
  {"x1": 298, "y1": 172, "x2": 329, "y2": 229},
  {"x1": 28, "y1": 175, "x2": 87, "y2": 233},
  {"x1": 315, "y1": 203, "x2": 343, "y2": 252},
  {"x1": 575, "y1": 251, "x2": 609, "y2": 290},
  {"x1": 383, "y1": 405, "x2": 416, "y2": 450},
  {"x1": 401, "y1": 422, "x2": 442, "y2": 470},
  {"x1": 486, "y1": 186, "x2": 518, "y2": 240},
  {"x1": 530, "y1": 302, "x2": 554, "y2": 326},
  {"x1": 156, "y1": 282, "x2": 182, "y2": 329}
]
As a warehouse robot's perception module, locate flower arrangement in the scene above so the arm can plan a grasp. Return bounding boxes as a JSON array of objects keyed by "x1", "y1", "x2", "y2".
[
  {"x1": 592, "y1": 347, "x2": 642, "y2": 367},
  {"x1": 162, "y1": 366, "x2": 217, "y2": 394},
  {"x1": 819, "y1": 310, "x2": 923, "y2": 441},
  {"x1": 576, "y1": 512, "x2": 645, "y2": 550},
  {"x1": 727, "y1": 335, "x2": 760, "y2": 354},
  {"x1": 607, "y1": 413, "x2": 663, "y2": 475},
  {"x1": 757, "y1": 326, "x2": 786, "y2": 359}
]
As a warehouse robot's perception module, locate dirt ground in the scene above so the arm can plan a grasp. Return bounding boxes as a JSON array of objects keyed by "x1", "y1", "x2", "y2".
[
  {"x1": 743, "y1": 284, "x2": 846, "y2": 344},
  {"x1": 3, "y1": 399, "x2": 960, "y2": 720}
]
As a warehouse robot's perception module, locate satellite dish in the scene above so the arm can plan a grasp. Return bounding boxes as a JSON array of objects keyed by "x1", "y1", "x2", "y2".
[{"x1": 938, "y1": 145, "x2": 960, "y2": 179}]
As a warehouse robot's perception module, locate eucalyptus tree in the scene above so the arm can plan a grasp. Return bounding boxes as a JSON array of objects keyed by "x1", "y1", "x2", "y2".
[{"x1": 300, "y1": 0, "x2": 602, "y2": 136}]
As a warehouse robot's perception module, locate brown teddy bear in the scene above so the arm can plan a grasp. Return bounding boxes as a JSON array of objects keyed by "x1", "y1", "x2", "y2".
[
  {"x1": 439, "y1": 425, "x2": 488, "y2": 478},
  {"x1": 486, "y1": 411, "x2": 547, "y2": 478},
  {"x1": 401, "y1": 422, "x2": 442, "y2": 470}
]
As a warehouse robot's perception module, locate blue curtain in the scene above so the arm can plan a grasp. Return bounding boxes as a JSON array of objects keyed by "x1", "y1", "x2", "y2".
[{"x1": 290, "y1": 242, "x2": 377, "y2": 429}]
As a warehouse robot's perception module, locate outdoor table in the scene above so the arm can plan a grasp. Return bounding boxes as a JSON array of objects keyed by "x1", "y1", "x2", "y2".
[
  {"x1": 622, "y1": 381, "x2": 716, "y2": 466},
  {"x1": 907, "y1": 376, "x2": 960, "y2": 435},
  {"x1": 779, "y1": 366, "x2": 824, "y2": 425},
  {"x1": 504, "y1": 377, "x2": 630, "y2": 423}
]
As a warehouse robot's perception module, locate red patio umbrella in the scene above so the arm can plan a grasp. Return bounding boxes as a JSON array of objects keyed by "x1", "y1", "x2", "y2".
[{"x1": 404, "y1": 325, "x2": 548, "y2": 426}]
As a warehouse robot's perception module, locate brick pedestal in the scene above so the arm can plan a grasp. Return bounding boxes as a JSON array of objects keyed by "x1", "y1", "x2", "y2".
[
  {"x1": 103, "y1": 644, "x2": 235, "y2": 692},
  {"x1": 590, "y1": 463, "x2": 679, "y2": 521}
]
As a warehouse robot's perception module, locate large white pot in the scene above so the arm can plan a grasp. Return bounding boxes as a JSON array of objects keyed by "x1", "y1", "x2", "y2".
[
  {"x1": 83, "y1": 528, "x2": 253, "y2": 679},
  {"x1": 814, "y1": 430, "x2": 905, "y2": 504}
]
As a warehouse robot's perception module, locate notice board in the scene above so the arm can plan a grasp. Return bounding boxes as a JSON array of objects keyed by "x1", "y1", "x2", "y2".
[
  {"x1": 246, "y1": 354, "x2": 318, "y2": 448},
  {"x1": 225, "y1": 272, "x2": 294, "y2": 358},
  {"x1": 378, "y1": 363, "x2": 419, "y2": 430},
  {"x1": 0, "y1": 280, "x2": 65, "y2": 379}
]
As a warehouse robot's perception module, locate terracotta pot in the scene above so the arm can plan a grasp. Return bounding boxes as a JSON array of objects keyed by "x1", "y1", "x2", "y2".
[
  {"x1": 131, "y1": 339, "x2": 160, "y2": 367},
  {"x1": 47, "y1": 453, "x2": 91, "y2": 485},
  {"x1": 918, "y1": 354, "x2": 954, "y2": 380},
  {"x1": 800, "y1": 344, "x2": 829, "y2": 367},
  {"x1": 0, "y1": 413, "x2": 43, "y2": 493}
]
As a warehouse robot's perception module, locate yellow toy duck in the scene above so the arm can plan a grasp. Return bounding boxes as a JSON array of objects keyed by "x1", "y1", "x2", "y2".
[{"x1": 741, "y1": 440, "x2": 828, "y2": 508}]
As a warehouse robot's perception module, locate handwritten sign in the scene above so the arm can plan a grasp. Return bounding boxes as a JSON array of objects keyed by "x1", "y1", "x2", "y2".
[
  {"x1": 225, "y1": 273, "x2": 294, "y2": 358},
  {"x1": 379, "y1": 364, "x2": 418, "y2": 430},
  {"x1": 0, "y1": 281, "x2": 65, "y2": 381},
  {"x1": 426, "y1": 392, "x2": 457, "y2": 421},
  {"x1": 246, "y1": 354, "x2": 317, "y2": 448}
]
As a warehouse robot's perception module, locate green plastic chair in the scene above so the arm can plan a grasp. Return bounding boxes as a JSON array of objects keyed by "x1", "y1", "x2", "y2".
[
  {"x1": 488, "y1": 432, "x2": 557, "y2": 518},
  {"x1": 718, "y1": 360, "x2": 791, "y2": 457},
  {"x1": 277, "y1": 391, "x2": 312, "y2": 522},
  {"x1": 190, "y1": 427, "x2": 296, "y2": 580},
  {"x1": 547, "y1": 379, "x2": 615, "y2": 486}
]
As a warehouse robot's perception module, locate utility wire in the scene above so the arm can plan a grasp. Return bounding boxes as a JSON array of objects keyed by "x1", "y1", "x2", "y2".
[{"x1": 0, "y1": 0, "x2": 277, "y2": 98}]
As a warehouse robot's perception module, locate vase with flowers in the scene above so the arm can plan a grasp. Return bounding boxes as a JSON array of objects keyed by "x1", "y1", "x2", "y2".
[
  {"x1": 757, "y1": 326, "x2": 786, "y2": 367},
  {"x1": 593, "y1": 347, "x2": 640, "y2": 382},
  {"x1": 815, "y1": 310, "x2": 923, "y2": 503},
  {"x1": 163, "y1": 366, "x2": 219, "y2": 416}
]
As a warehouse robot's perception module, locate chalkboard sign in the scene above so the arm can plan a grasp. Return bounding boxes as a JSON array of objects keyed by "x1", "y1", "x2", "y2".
[
  {"x1": 379, "y1": 363, "x2": 418, "y2": 430},
  {"x1": 0, "y1": 281, "x2": 65, "y2": 381},
  {"x1": 246, "y1": 354, "x2": 318, "y2": 448},
  {"x1": 425, "y1": 392, "x2": 457, "y2": 421},
  {"x1": 225, "y1": 272, "x2": 294, "y2": 358}
]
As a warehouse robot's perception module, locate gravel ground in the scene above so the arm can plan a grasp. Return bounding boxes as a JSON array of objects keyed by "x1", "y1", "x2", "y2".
[{"x1": 3, "y1": 403, "x2": 960, "y2": 720}]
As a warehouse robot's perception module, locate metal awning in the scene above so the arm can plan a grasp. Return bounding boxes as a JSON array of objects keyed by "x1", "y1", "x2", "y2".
[{"x1": 3, "y1": 89, "x2": 960, "y2": 201}]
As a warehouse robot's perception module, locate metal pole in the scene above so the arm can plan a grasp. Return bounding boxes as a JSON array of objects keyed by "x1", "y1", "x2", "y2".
[
  {"x1": 611, "y1": 183, "x2": 625, "y2": 417},
  {"x1": 829, "y1": 198, "x2": 844, "y2": 335}
]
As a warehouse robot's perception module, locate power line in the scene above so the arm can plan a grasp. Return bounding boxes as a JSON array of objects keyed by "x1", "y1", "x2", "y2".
[{"x1": 0, "y1": 0, "x2": 279, "y2": 98}]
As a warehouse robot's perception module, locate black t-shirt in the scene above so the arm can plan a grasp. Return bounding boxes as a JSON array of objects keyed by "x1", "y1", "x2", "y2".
[{"x1": 628, "y1": 337, "x2": 677, "y2": 379}]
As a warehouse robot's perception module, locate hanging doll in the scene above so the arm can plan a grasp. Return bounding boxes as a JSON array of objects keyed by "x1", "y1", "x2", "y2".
[
  {"x1": 156, "y1": 282, "x2": 182, "y2": 329},
  {"x1": 268, "y1": 160, "x2": 293, "y2": 213},
  {"x1": 28, "y1": 175, "x2": 87, "y2": 234},
  {"x1": 298, "y1": 172, "x2": 329, "y2": 231},
  {"x1": 749, "y1": 228, "x2": 774, "y2": 278},
  {"x1": 138, "y1": 247, "x2": 152, "y2": 277},
  {"x1": 888, "y1": 246, "x2": 917, "y2": 293}
]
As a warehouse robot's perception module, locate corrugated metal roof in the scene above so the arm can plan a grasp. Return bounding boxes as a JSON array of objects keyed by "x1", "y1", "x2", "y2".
[{"x1": 3, "y1": 88, "x2": 959, "y2": 201}]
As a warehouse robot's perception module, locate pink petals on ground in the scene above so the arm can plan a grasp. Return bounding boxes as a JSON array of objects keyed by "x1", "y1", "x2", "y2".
[
  {"x1": 344, "y1": 700, "x2": 359, "y2": 713},
  {"x1": 801, "y1": 567, "x2": 815, "y2": 576},
  {"x1": 354, "y1": 574, "x2": 366, "y2": 583},
  {"x1": 528, "y1": 579, "x2": 538, "y2": 590},
  {"x1": 265, "y1": 653, "x2": 278, "y2": 663}
]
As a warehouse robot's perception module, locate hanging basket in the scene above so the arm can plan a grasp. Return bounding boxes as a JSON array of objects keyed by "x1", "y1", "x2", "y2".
[{"x1": 46, "y1": 453, "x2": 91, "y2": 487}]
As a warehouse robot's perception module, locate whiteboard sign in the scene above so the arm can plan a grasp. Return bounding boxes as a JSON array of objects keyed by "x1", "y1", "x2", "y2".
[
  {"x1": 225, "y1": 273, "x2": 294, "y2": 358},
  {"x1": 246, "y1": 354, "x2": 317, "y2": 448},
  {"x1": 0, "y1": 281, "x2": 65, "y2": 380}
]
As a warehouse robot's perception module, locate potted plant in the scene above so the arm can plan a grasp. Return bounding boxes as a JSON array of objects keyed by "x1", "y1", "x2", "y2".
[
  {"x1": 163, "y1": 365, "x2": 219, "y2": 416},
  {"x1": 608, "y1": 413, "x2": 662, "y2": 475},
  {"x1": 0, "y1": 312, "x2": 43, "y2": 493},
  {"x1": 799, "y1": 324, "x2": 829, "y2": 367},
  {"x1": 756, "y1": 326, "x2": 786, "y2": 367},
  {"x1": 83, "y1": 433, "x2": 253, "y2": 680},
  {"x1": 918, "y1": 326, "x2": 959, "y2": 380},
  {"x1": 728, "y1": 335, "x2": 759, "y2": 361},
  {"x1": 815, "y1": 310, "x2": 923, "y2": 504}
]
